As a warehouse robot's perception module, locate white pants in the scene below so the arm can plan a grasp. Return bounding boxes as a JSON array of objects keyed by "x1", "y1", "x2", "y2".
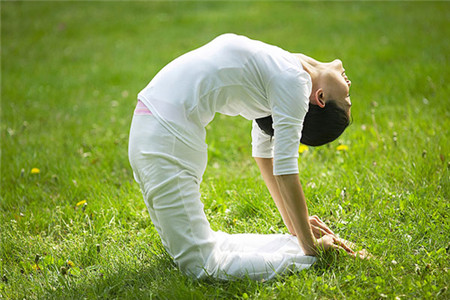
[{"x1": 128, "y1": 112, "x2": 316, "y2": 280}]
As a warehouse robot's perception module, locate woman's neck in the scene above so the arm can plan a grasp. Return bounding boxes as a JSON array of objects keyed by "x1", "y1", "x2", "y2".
[{"x1": 294, "y1": 53, "x2": 321, "y2": 83}]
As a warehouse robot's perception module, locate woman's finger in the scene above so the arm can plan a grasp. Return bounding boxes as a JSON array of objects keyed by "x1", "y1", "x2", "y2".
[
  {"x1": 310, "y1": 216, "x2": 335, "y2": 235},
  {"x1": 336, "y1": 237, "x2": 356, "y2": 249},
  {"x1": 310, "y1": 225, "x2": 321, "y2": 239},
  {"x1": 316, "y1": 219, "x2": 335, "y2": 235},
  {"x1": 311, "y1": 224, "x2": 328, "y2": 239},
  {"x1": 335, "y1": 241, "x2": 355, "y2": 253},
  {"x1": 332, "y1": 244, "x2": 356, "y2": 257},
  {"x1": 333, "y1": 237, "x2": 355, "y2": 254},
  {"x1": 310, "y1": 224, "x2": 319, "y2": 238},
  {"x1": 356, "y1": 249, "x2": 374, "y2": 260}
]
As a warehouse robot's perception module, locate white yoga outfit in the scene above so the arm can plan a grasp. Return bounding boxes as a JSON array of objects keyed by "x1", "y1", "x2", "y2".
[{"x1": 128, "y1": 34, "x2": 316, "y2": 280}]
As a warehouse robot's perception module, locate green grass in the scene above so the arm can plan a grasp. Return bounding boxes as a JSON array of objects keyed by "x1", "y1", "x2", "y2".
[{"x1": 1, "y1": 1, "x2": 449, "y2": 299}]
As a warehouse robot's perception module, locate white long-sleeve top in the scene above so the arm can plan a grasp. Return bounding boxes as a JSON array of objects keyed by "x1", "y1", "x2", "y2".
[{"x1": 138, "y1": 33, "x2": 311, "y2": 175}]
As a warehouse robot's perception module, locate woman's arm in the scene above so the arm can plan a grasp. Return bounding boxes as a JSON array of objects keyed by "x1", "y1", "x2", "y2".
[
  {"x1": 255, "y1": 157, "x2": 338, "y2": 237},
  {"x1": 255, "y1": 157, "x2": 329, "y2": 255},
  {"x1": 254, "y1": 157, "x2": 296, "y2": 235},
  {"x1": 274, "y1": 174, "x2": 356, "y2": 256},
  {"x1": 254, "y1": 158, "x2": 353, "y2": 256},
  {"x1": 274, "y1": 173, "x2": 317, "y2": 255}
]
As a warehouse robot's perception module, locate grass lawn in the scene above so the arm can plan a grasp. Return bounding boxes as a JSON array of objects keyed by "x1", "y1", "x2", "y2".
[{"x1": 1, "y1": 1, "x2": 449, "y2": 299}]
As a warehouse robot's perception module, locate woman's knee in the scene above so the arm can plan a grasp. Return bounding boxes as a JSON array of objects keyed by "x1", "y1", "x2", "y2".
[
  {"x1": 175, "y1": 243, "x2": 218, "y2": 279},
  {"x1": 178, "y1": 258, "x2": 209, "y2": 279}
]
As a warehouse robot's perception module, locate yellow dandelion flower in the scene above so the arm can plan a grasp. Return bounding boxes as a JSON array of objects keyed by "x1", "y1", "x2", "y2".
[
  {"x1": 336, "y1": 145, "x2": 349, "y2": 151},
  {"x1": 76, "y1": 200, "x2": 87, "y2": 206},
  {"x1": 66, "y1": 260, "x2": 75, "y2": 268},
  {"x1": 32, "y1": 263, "x2": 41, "y2": 271},
  {"x1": 30, "y1": 168, "x2": 40, "y2": 174},
  {"x1": 299, "y1": 144, "x2": 309, "y2": 154}
]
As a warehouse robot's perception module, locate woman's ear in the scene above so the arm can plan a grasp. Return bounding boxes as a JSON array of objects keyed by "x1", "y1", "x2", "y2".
[{"x1": 312, "y1": 88, "x2": 326, "y2": 108}]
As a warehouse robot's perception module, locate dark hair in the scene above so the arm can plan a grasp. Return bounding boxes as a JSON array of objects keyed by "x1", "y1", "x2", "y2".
[{"x1": 255, "y1": 100, "x2": 350, "y2": 146}]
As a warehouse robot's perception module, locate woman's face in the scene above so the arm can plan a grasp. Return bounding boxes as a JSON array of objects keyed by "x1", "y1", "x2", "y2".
[{"x1": 320, "y1": 59, "x2": 352, "y2": 112}]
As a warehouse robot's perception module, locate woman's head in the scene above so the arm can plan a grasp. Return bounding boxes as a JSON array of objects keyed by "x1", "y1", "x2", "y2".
[
  {"x1": 308, "y1": 59, "x2": 352, "y2": 114},
  {"x1": 255, "y1": 100, "x2": 350, "y2": 146},
  {"x1": 300, "y1": 56, "x2": 352, "y2": 145}
]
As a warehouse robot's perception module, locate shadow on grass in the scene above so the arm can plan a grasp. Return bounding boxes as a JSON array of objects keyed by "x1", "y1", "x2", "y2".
[
  {"x1": 38, "y1": 250, "x2": 262, "y2": 299},
  {"x1": 37, "y1": 243, "x2": 368, "y2": 299}
]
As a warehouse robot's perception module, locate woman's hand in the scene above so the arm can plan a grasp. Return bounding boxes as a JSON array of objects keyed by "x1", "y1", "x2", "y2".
[
  {"x1": 308, "y1": 215, "x2": 373, "y2": 259},
  {"x1": 314, "y1": 234, "x2": 337, "y2": 252},
  {"x1": 315, "y1": 234, "x2": 355, "y2": 256},
  {"x1": 309, "y1": 215, "x2": 335, "y2": 238},
  {"x1": 309, "y1": 215, "x2": 363, "y2": 257}
]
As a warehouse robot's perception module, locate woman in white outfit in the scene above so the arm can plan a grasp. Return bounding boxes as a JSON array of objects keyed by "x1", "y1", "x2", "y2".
[{"x1": 128, "y1": 33, "x2": 355, "y2": 280}]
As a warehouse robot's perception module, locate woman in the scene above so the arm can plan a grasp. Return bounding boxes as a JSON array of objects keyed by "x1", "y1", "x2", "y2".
[{"x1": 129, "y1": 33, "x2": 355, "y2": 280}]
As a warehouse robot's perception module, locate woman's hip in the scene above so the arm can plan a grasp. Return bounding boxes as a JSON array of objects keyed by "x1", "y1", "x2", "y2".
[{"x1": 129, "y1": 113, "x2": 207, "y2": 184}]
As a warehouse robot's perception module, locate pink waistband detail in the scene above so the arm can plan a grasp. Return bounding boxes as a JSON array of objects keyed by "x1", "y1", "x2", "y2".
[{"x1": 134, "y1": 100, "x2": 152, "y2": 115}]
